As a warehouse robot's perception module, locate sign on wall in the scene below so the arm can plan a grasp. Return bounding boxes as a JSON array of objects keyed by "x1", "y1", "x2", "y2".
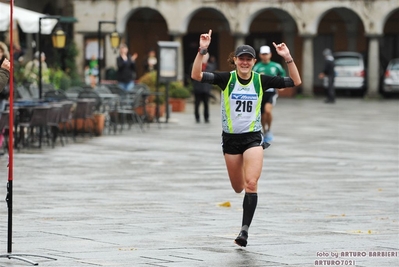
[{"x1": 157, "y1": 41, "x2": 180, "y2": 83}]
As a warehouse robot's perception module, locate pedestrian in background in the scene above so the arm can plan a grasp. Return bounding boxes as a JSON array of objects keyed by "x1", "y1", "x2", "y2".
[
  {"x1": 0, "y1": 42, "x2": 10, "y2": 156},
  {"x1": 143, "y1": 49, "x2": 157, "y2": 73},
  {"x1": 319, "y1": 48, "x2": 335, "y2": 104},
  {"x1": 24, "y1": 51, "x2": 49, "y2": 86},
  {"x1": 0, "y1": 57, "x2": 10, "y2": 90},
  {"x1": 192, "y1": 53, "x2": 216, "y2": 123},
  {"x1": 0, "y1": 42, "x2": 10, "y2": 91},
  {"x1": 191, "y1": 29, "x2": 301, "y2": 247},
  {"x1": 86, "y1": 54, "x2": 99, "y2": 88},
  {"x1": 253, "y1": 45, "x2": 287, "y2": 142},
  {"x1": 116, "y1": 43, "x2": 138, "y2": 91}
]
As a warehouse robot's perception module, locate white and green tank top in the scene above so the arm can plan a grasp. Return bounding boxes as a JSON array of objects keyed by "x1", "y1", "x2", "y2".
[{"x1": 221, "y1": 71, "x2": 263, "y2": 133}]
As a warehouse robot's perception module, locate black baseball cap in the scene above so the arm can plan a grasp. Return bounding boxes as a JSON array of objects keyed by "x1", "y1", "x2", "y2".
[{"x1": 235, "y1": 45, "x2": 256, "y2": 58}]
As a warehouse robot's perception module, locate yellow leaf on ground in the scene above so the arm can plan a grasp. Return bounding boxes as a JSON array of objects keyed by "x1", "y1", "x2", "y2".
[{"x1": 218, "y1": 201, "x2": 231, "y2": 207}]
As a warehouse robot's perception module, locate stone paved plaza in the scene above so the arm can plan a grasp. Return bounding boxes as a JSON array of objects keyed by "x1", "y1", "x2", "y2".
[{"x1": 0, "y1": 98, "x2": 398, "y2": 267}]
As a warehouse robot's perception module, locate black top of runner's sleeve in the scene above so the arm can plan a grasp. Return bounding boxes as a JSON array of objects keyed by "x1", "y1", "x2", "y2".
[{"x1": 205, "y1": 71, "x2": 293, "y2": 91}]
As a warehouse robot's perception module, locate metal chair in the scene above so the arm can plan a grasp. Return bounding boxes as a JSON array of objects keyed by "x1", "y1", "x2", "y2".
[
  {"x1": 42, "y1": 83, "x2": 55, "y2": 93},
  {"x1": 0, "y1": 110, "x2": 12, "y2": 154},
  {"x1": 0, "y1": 111, "x2": 10, "y2": 133},
  {"x1": 105, "y1": 84, "x2": 124, "y2": 94},
  {"x1": 47, "y1": 104, "x2": 64, "y2": 148},
  {"x1": 28, "y1": 84, "x2": 40, "y2": 99},
  {"x1": 72, "y1": 99, "x2": 96, "y2": 139},
  {"x1": 107, "y1": 87, "x2": 145, "y2": 133},
  {"x1": 94, "y1": 85, "x2": 112, "y2": 94},
  {"x1": 132, "y1": 83, "x2": 151, "y2": 92},
  {"x1": 44, "y1": 90, "x2": 68, "y2": 102},
  {"x1": 78, "y1": 89, "x2": 102, "y2": 112},
  {"x1": 102, "y1": 84, "x2": 128, "y2": 132},
  {"x1": 59, "y1": 101, "x2": 74, "y2": 143},
  {"x1": 65, "y1": 86, "x2": 84, "y2": 101},
  {"x1": 16, "y1": 85, "x2": 32, "y2": 100},
  {"x1": 18, "y1": 105, "x2": 51, "y2": 148},
  {"x1": 129, "y1": 88, "x2": 145, "y2": 129}
]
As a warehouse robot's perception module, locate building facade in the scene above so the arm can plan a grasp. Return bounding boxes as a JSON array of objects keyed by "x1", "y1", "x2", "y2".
[{"x1": 10, "y1": 0, "x2": 399, "y2": 97}]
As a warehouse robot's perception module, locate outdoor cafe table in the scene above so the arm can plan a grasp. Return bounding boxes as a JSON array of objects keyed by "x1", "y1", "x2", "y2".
[
  {"x1": 6, "y1": 100, "x2": 51, "y2": 148},
  {"x1": 65, "y1": 92, "x2": 119, "y2": 112},
  {"x1": 65, "y1": 92, "x2": 119, "y2": 101}
]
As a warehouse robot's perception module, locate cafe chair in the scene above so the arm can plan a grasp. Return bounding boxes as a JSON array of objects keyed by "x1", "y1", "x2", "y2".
[
  {"x1": 59, "y1": 101, "x2": 74, "y2": 143},
  {"x1": 94, "y1": 85, "x2": 117, "y2": 112},
  {"x1": 78, "y1": 89, "x2": 102, "y2": 112},
  {"x1": 42, "y1": 83, "x2": 55, "y2": 92},
  {"x1": 108, "y1": 87, "x2": 145, "y2": 134},
  {"x1": 93, "y1": 85, "x2": 118, "y2": 133},
  {"x1": 106, "y1": 85, "x2": 130, "y2": 133},
  {"x1": 94, "y1": 85, "x2": 112, "y2": 94},
  {"x1": 44, "y1": 90, "x2": 68, "y2": 102},
  {"x1": 66, "y1": 86, "x2": 83, "y2": 93},
  {"x1": 0, "y1": 110, "x2": 12, "y2": 154},
  {"x1": 72, "y1": 99, "x2": 96, "y2": 139},
  {"x1": 18, "y1": 106, "x2": 51, "y2": 148},
  {"x1": 28, "y1": 84, "x2": 40, "y2": 99},
  {"x1": 129, "y1": 88, "x2": 145, "y2": 129},
  {"x1": 132, "y1": 83, "x2": 151, "y2": 92},
  {"x1": 65, "y1": 86, "x2": 84, "y2": 101},
  {"x1": 16, "y1": 85, "x2": 33, "y2": 100},
  {"x1": 47, "y1": 104, "x2": 64, "y2": 148},
  {"x1": 105, "y1": 84, "x2": 127, "y2": 97}
]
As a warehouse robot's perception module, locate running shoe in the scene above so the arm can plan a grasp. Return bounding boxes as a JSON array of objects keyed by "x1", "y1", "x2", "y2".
[
  {"x1": 264, "y1": 131, "x2": 274, "y2": 142},
  {"x1": 234, "y1": 230, "x2": 248, "y2": 247}
]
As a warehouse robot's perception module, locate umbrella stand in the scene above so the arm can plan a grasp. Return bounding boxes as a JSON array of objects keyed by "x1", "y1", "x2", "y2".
[
  {"x1": 0, "y1": 1, "x2": 57, "y2": 265},
  {"x1": 0, "y1": 181, "x2": 57, "y2": 265}
]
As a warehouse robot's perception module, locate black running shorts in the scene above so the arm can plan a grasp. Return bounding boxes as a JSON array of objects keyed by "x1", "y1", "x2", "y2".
[{"x1": 221, "y1": 131, "x2": 269, "y2": 155}]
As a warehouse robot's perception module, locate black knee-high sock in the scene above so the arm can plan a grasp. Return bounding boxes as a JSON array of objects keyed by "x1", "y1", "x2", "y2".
[{"x1": 241, "y1": 193, "x2": 258, "y2": 231}]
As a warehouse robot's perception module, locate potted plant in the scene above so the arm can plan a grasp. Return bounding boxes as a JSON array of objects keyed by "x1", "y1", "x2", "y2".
[
  {"x1": 168, "y1": 81, "x2": 191, "y2": 112},
  {"x1": 137, "y1": 71, "x2": 166, "y2": 119}
]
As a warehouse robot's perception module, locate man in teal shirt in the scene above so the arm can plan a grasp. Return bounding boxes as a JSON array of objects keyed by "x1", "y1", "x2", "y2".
[{"x1": 253, "y1": 45, "x2": 286, "y2": 142}]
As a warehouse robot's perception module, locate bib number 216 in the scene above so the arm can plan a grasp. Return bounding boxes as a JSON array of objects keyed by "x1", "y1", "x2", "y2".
[{"x1": 235, "y1": 100, "x2": 253, "y2": 112}]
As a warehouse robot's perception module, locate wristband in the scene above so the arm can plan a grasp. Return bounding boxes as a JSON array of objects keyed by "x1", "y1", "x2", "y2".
[
  {"x1": 198, "y1": 47, "x2": 208, "y2": 55},
  {"x1": 285, "y1": 58, "x2": 294, "y2": 64}
]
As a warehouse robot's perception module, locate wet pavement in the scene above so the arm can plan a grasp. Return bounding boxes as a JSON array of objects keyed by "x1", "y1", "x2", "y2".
[{"x1": 0, "y1": 97, "x2": 398, "y2": 267}]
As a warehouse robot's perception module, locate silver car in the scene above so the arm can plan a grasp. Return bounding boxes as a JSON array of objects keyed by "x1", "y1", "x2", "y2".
[
  {"x1": 332, "y1": 52, "x2": 366, "y2": 92},
  {"x1": 382, "y1": 58, "x2": 399, "y2": 93}
]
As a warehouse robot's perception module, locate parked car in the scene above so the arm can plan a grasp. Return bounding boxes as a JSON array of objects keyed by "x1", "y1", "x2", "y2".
[
  {"x1": 382, "y1": 58, "x2": 399, "y2": 94},
  {"x1": 324, "y1": 51, "x2": 366, "y2": 95}
]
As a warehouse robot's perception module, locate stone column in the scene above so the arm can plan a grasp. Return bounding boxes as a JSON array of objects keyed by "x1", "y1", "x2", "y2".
[
  {"x1": 301, "y1": 34, "x2": 314, "y2": 97},
  {"x1": 283, "y1": 31, "x2": 296, "y2": 59},
  {"x1": 366, "y1": 35, "x2": 381, "y2": 98},
  {"x1": 234, "y1": 34, "x2": 245, "y2": 49},
  {"x1": 171, "y1": 34, "x2": 184, "y2": 81},
  {"x1": 25, "y1": 33, "x2": 34, "y2": 62},
  {"x1": 74, "y1": 33, "x2": 85, "y2": 80},
  {"x1": 282, "y1": 21, "x2": 296, "y2": 59}
]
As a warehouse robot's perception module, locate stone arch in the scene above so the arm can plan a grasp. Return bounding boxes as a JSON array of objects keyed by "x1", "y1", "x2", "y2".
[
  {"x1": 241, "y1": 7, "x2": 299, "y2": 35},
  {"x1": 120, "y1": 7, "x2": 169, "y2": 79},
  {"x1": 239, "y1": 9, "x2": 264, "y2": 36},
  {"x1": 247, "y1": 9, "x2": 298, "y2": 59},
  {"x1": 183, "y1": 7, "x2": 231, "y2": 78},
  {"x1": 310, "y1": 4, "x2": 366, "y2": 34},
  {"x1": 382, "y1": 7, "x2": 399, "y2": 31},
  {"x1": 380, "y1": 8, "x2": 399, "y2": 69},
  {"x1": 317, "y1": 7, "x2": 366, "y2": 52},
  {"x1": 313, "y1": 7, "x2": 366, "y2": 93},
  {"x1": 246, "y1": 7, "x2": 299, "y2": 96}
]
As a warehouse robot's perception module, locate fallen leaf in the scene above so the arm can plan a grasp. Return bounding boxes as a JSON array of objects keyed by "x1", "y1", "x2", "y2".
[{"x1": 218, "y1": 201, "x2": 231, "y2": 207}]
